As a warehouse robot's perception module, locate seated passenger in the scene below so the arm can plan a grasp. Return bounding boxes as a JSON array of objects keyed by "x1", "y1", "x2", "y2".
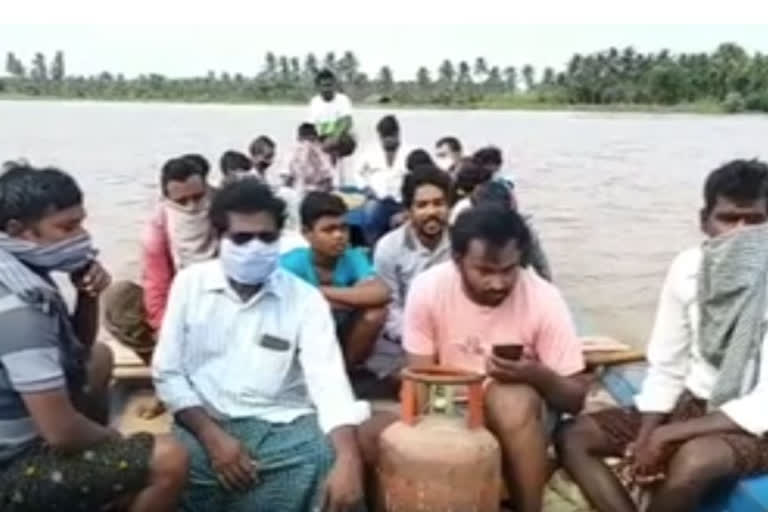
[
  {"x1": 355, "y1": 115, "x2": 413, "y2": 243},
  {"x1": 403, "y1": 205, "x2": 586, "y2": 512},
  {"x1": 0, "y1": 164, "x2": 187, "y2": 512},
  {"x1": 557, "y1": 160, "x2": 768, "y2": 512},
  {"x1": 104, "y1": 156, "x2": 216, "y2": 417},
  {"x1": 219, "y1": 150, "x2": 254, "y2": 184},
  {"x1": 281, "y1": 192, "x2": 390, "y2": 396},
  {"x1": 472, "y1": 180, "x2": 552, "y2": 281},
  {"x1": 152, "y1": 178, "x2": 367, "y2": 512},
  {"x1": 434, "y1": 135, "x2": 463, "y2": 176},
  {"x1": 368, "y1": 167, "x2": 453, "y2": 396},
  {"x1": 286, "y1": 123, "x2": 334, "y2": 193}
]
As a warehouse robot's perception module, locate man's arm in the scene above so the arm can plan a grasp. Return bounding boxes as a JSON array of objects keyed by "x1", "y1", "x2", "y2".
[
  {"x1": 21, "y1": 390, "x2": 115, "y2": 451},
  {"x1": 3, "y1": 305, "x2": 115, "y2": 451},
  {"x1": 70, "y1": 260, "x2": 112, "y2": 347},
  {"x1": 634, "y1": 253, "x2": 694, "y2": 415},
  {"x1": 320, "y1": 277, "x2": 390, "y2": 309},
  {"x1": 142, "y1": 208, "x2": 175, "y2": 331},
  {"x1": 298, "y1": 291, "x2": 367, "y2": 508},
  {"x1": 373, "y1": 240, "x2": 404, "y2": 340}
]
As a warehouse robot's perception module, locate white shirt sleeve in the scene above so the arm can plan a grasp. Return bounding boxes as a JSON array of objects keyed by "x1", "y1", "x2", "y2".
[
  {"x1": 152, "y1": 269, "x2": 204, "y2": 413},
  {"x1": 336, "y1": 94, "x2": 352, "y2": 117},
  {"x1": 308, "y1": 96, "x2": 320, "y2": 123},
  {"x1": 298, "y1": 290, "x2": 370, "y2": 433},
  {"x1": 719, "y1": 330, "x2": 768, "y2": 435},
  {"x1": 634, "y1": 254, "x2": 691, "y2": 413}
]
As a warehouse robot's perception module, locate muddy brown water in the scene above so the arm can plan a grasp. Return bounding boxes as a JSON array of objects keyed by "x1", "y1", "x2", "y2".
[{"x1": 2, "y1": 99, "x2": 767, "y2": 347}]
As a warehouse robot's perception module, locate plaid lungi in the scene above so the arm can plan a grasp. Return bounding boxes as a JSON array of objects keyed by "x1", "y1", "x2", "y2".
[{"x1": 174, "y1": 414, "x2": 336, "y2": 512}]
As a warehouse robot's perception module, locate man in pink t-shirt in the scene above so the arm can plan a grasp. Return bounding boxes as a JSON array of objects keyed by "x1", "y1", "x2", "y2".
[{"x1": 403, "y1": 205, "x2": 587, "y2": 512}]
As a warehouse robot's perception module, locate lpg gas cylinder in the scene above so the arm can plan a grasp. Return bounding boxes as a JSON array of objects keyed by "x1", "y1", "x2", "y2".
[{"x1": 376, "y1": 366, "x2": 501, "y2": 512}]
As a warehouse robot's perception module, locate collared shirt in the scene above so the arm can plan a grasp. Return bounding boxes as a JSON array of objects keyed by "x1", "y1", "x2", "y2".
[
  {"x1": 354, "y1": 143, "x2": 415, "y2": 200},
  {"x1": 635, "y1": 246, "x2": 768, "y2": 436},
  {"x1": 368, "y1": 223, "x2": 451, "y2": 376},
  {"x1": 152, "y1": 260, "x2": 370, "y2": 434}
]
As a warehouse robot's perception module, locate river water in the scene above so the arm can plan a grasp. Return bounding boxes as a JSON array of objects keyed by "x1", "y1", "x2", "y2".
[{"x1": 1, "y1": 99, "x2": 767, "y2": 347}]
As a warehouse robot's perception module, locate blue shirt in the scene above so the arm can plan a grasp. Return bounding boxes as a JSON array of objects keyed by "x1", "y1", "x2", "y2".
[{"x1": 280, "y1": 247, "x2": 375, "y2": 287}]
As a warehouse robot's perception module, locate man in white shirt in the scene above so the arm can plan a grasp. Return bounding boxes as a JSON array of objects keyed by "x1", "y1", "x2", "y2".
[
  {"x1": 152, "y1": 178, "x2": 367, "y2": 512},
  {"x1": 557, "y1": 159, "x2": 768, "y2": 512},
  {"x1": 355, "y1": 115, "x2": 414, "y2": 243},
  {"x1": 309, "y1": 69, "x2": 356, "y2": 167}
]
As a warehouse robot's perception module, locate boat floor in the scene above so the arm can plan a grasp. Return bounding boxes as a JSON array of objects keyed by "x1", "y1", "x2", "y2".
[{"x1": 107, "y1": 336, "x2": 614, "y2": 511}]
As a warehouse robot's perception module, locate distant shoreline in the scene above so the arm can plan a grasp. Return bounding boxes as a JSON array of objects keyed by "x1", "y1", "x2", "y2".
[{"x1": 0, "y1": 94, "x2": 741, "y2": 116}]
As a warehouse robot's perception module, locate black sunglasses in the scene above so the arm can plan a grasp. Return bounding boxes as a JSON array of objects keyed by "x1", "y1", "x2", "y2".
[{"x1": 228, "y1": 231, "x2": 280, "y2": 245}]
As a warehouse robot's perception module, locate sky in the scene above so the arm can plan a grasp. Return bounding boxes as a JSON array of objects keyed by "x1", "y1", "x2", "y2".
[{"x1": 3, "y1": 3, "x2": 768, "y2": 80}]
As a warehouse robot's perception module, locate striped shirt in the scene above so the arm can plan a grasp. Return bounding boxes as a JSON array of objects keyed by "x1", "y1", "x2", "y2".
[
  {"x1": 152, "y1": 260, "x2": 370, "y2": 434},
  {"x1": 0, "y1": 282, "x2": 80, "y2": 464}
]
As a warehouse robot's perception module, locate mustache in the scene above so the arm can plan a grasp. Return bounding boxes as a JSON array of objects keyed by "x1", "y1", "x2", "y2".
[{"x1": 421, "y1": 216, "x2": 445, "y2": 226}]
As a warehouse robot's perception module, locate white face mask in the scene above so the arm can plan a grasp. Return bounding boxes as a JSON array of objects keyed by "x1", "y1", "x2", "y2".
[
  {"x1": 219, "y1": 237, "x2": 279, "y2": 285},
  {"x1": 435, "y1": 156, "x2": 454, "y2": 172}
]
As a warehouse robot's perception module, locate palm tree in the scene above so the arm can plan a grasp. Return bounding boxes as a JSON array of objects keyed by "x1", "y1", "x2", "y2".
[
  {"x1": 438, "y1": 60, "x2": 455, "y2": 84},
  {"x1": 503, "y1": 66, "x2": 518, "y2": 92},
  {"x1": 522, "y1": 64, "x2": 535, "y2": 90},
  {"x1": 264, "y1": 52, "x2": 277, "y2": 77},
  {"x1": 457, "y1": 61, "x2": 472, "y2": 84},
  {"x1": 416, "y1": 66, "x2": 431, "y2": 88},
  {"x1": 31, "y1": 52, "x2": 48, "y2": 81},
  {"x1": 323, "y1": 52, "x2": 336, "y2": 72},
  {"x1": 474, "y1": 57, "x2": 489, "y2": 82},
  {"x1": 377, "y1": 66, "x2": 394, "y2": 94},
  {"x1": 304, "y1": 53, "x2": 318, "y2": 78},
  {"x1": 542, "y1": 67, "x2": 555, "y2": 86}
]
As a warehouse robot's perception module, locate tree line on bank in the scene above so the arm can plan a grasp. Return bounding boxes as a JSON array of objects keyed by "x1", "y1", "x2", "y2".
[{"x1": 3, "y1": 43, "x2": 768, "y2": 112}]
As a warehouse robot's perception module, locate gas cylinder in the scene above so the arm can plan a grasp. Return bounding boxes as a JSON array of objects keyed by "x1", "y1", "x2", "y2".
[{"x1": 376, "y1": 366, "x2": 501, "y2": 512}]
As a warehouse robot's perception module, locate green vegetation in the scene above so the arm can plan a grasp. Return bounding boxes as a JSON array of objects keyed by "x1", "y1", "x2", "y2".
[{"x1": 3, "y1": 43, "x2": 768, "y2": 113}]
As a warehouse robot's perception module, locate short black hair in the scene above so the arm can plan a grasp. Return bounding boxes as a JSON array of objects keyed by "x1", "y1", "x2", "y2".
[
  {"x1": 406, "y1": 149, "x2": 435, "y2": 172},
  {"x1": 472, "y1": 181, "x2": 512, "y2": 209},
  {"x1": 473, "y1": 146, "x2": 503, "y2": 167},
  {"x1": 451, "y1": 205, "x2": 531, "y2": 265},
  {"x1": 401, "y1": 167, "x2": 453, "y2": 209},
  {"x1": 0, "y1": 164, "x2": 83, "y2": 230},
  {"x1": 376, "y1": 115, "x2": 400, "y2": 137},
  {"x1": 161, "y1": 157, "x2": 208, "y2": 196},
  {"x1": 300, "y1": 191, "x2": 347, "y2": 229},
  {"x1": 704, "y1": 159, "x2": 768, "y2": 214},
  {"x1": 315, "y1": 68, "x2": 336, "y2": 85},
  {"x1": 219, "y1": 150, "x2": 252, "y2": 176},
  {"x1": 298, "y1": 123, "x2": 318, "y2": 140},
  {"x1": 436, "y1": 136, "x2": 462, "y2": 153},
  {"x1": 455, "y1": 159, "x2": 493, "y2": 196},
  {"x1": 208, "y1": 177, "x2": 286, "y2": 234},
  {"x1": 181, "y1": 154, "x2": 210, "y2": 176},
  {"x1": 248, "y1": 135, "x2": 276, "y2": 157}
]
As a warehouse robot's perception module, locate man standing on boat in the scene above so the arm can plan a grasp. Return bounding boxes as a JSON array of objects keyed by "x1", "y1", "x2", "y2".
[
  {"x1": 309, "y1": 69, "x2": 356, "y2": 186},
  {"x1": 402, "y1": 205, "x2": 587, "y2": 512},
  {"x1": 558, "y1": 159, "x2": 768, "y2": 512},
  {"x1": 0, "y1": 164, "x2": 188, "y2": 511},
  {"x1": 152, "y1": 178, "x2": 368, "y2": 512}
]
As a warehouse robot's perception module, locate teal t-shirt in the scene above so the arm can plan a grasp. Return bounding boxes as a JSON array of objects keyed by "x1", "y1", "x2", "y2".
[{"x1": 280, "y1": 247, "x2": 375, "y2": 287}]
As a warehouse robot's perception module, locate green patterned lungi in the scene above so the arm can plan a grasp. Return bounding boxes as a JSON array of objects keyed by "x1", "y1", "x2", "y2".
[{"x1": 174, "y1": 414, "x2": 335, "y2": 512}]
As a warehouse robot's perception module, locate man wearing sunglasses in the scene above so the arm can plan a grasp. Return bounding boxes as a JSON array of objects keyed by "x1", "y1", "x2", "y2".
[{"x1": 152, "y1": 178, "x2": 368, "y2": 512}]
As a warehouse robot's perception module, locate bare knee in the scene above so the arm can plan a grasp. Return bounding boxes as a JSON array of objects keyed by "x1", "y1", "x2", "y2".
[
  {"x1": 485, "y1": 382, "x2": 543, "y2": 433},
  {"x1": 150, "y1": 435, "x2": 189, "y2": 486},
  {"x1": 88, "y1": 342, "x2": 114, "y2": 390},
  {"x1": 554, "y1": 416, "x2": 605, "y2": 460},
  {"x1": 665, "y1": 437, "x2": 734, "y2": 489}
]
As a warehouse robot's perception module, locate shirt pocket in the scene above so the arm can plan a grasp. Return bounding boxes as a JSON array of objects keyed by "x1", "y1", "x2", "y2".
[{"x1": 241, "y1": 333, "x2": 295, "y2": 399}]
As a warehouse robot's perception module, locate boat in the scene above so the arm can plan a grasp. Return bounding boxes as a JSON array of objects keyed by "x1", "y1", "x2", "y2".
[{"x1": 106, "y1": 334, "x2": 768, "y2": 511}]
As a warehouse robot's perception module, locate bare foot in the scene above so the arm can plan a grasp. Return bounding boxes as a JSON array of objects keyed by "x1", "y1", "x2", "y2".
[{"x1": 137, "y1": 399, "x2": 166, "y2": 420}]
